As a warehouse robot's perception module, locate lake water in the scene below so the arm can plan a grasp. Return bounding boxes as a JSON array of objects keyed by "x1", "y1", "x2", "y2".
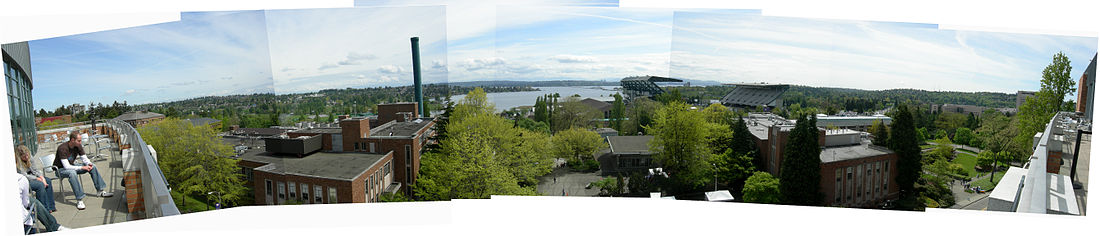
[{"x1": 450, "y1": 86, "x2": 622, "y2": 112}]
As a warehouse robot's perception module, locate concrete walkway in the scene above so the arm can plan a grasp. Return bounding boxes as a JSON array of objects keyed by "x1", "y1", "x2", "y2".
[
  {"x1": 536, "y1": 165, "x2": 605, "y2": 197},
  {"x1": 1061, "y1": 134, "x2": 1089, "y2": 215},
  {"x1": 35, "y1": 140, "x2": 129, "y2": 230}
]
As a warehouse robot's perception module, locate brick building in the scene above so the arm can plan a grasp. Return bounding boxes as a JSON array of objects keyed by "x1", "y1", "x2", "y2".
[
  {"x1": 285, "y1": 102, "x2": 435, "y2": 196},
  {"x1": 236, "y1": 136, "x2": 396, "y2": 205},
  {"x1": 744, "y1": 113, "x2": 899, "y2": 207}
]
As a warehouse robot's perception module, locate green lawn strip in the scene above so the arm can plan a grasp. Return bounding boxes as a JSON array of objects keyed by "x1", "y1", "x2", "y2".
[
  {"x1": 171, "y1": 191, "x2": 215, "y2": 213},
  {"x1": 952, "y1": 152, "x2": 979, "y2": 178},
  {"x1": 969, "y1": 171, "x2": 1006, "y2": 191}
]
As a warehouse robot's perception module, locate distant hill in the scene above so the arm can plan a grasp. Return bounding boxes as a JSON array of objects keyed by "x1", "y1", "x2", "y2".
[{"x1": 440, "y1": 78, "x2": 722, "y2": 87}]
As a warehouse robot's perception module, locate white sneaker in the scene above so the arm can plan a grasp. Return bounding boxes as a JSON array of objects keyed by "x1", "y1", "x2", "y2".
[
  {"x1": 57, "y1": 226, "x2": 69, "y2": 231},
  {"x1": 77, "y1": 200, "x2": 86, "y2": 210},
  {"x1": 99, "y1": 191, "x2": 114, "y2": 197}
]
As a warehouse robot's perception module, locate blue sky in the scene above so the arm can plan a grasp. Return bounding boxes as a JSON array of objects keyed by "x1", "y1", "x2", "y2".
[
  {"x1": 29, "y1": 11, "x2": 274, "y2": 110},
  {"x1": 264, "y1": 6, "x2": 448, "y2": 94},
  {"x1": 449, "y1": 6, "x2": 759, "y2": 82},
  {"x1": 670, "y1": 12, "x2": 1098, "y2": 97}
]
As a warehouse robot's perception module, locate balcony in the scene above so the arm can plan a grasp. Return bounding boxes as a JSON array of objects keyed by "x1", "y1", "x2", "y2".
[
  {"x1": 32, "y1": 119, "x2": 180, "y2": 229},
  {"x1": 988, "y1": 112, "x2": 1090, "y2": 215}
]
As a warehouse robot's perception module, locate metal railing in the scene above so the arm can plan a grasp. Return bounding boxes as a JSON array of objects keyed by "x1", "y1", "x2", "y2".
[
  {"x1": 1014, "y1": 111, "x2": 1078, "y2": 213},
  {"x1": 104, "y1": 119, "x2": 180, "y2": 218}
]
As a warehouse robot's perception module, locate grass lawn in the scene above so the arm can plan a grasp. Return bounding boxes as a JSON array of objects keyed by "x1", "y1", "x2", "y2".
[
  {"x1": 970, "y1": 171, "x2": 1007, "y2": 191},
  {"x1": 172, "y1": 191, "x2": 215, "y2": 213},
  {"x1": 952, "y1": 152, "x2": 979, "y2": 178},
  {"x1": 920, "y1": 144, "x2": 935, "y2": 149}
]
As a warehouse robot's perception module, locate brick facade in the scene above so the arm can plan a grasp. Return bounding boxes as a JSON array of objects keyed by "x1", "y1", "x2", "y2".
[
  {"x1": 377, "y1": 103, "x2": 418, "y2": 125},
  {"x1": 820, "y1": 152, "x2": 899, "y2": 207},
  {"x1": 243, "y1": 152, "x2": 393, "y2": 205},
  {"x1": 124, "y1": 170, "x2": 145, "y2": 219}
]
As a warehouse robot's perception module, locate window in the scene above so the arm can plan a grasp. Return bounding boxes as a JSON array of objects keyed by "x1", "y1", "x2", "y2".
[
  {"x1": 834, "y1": 169, "x2": 842, "y2": 203},
  {"x1": 277, "y1": 182, "x2": 286, "y2": 201},
  {"x1": 365, "y1": 177, "x2": 372, "y2": 202},
  {"x1": 301, "y1": 184, "x2": 310, "y2": 203},
  {"x1": 855, "y1": 165, "x2": 862, "y2": 199},
  {"x1": 370, "y1": 142, "x2": 376, "y2": 153},
  {"x1": 265, "y1": 179, "x2": 272, "y2": 195},
  {"x1": 314, "y1": 186, "x2": 323, "y2": 204},
  {"x1": 846, "y1": 167, "x2": 853, "y2": 201},
  {"x1": 355, "y1": 142, "x2": 360, "y2": 150},
  {"x1": 883, "y1": 161, "x2": 890, "y2": 192},
  {"x1": 289, "y1": 182, "x2": 297, "y2": 199},
  {"x1": 407, "y1": 167, "x2": 412, "y2": 185},
  {"x1": 328, "y1": 187, "x2": 338, "y2": 203},
  {"x1": 405, "y1": 145, "x2": 412, "y2": 166},
  {"x1": 865, "y1": 164, "x2": 872, "y2": 197}
]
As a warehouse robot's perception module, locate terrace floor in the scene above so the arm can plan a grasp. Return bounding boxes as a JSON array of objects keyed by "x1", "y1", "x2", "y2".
[
  {"x1": 1061, "y1": 133, "x2": 1089, "y2": 215},
  {"x1": 34, "y1": 139, "x2": 129, "y2": 230}
]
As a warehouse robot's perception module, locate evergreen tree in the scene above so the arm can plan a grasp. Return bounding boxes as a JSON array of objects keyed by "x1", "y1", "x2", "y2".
[
  {"x1": 610, "y1": 93, "x2": 625, "y2": 134},
  {"x1": 779, "y1": 115, "x2": 822, "y2": 206},
  {"x1": 533, "y1": 96, "x2": 548, "y2": 123},
  {"x1": 889, "y1": 104, "x2": 922, "y2": 208},
  {"x1": 870, "y1": 120, "x2": 889, "y2": 146}
]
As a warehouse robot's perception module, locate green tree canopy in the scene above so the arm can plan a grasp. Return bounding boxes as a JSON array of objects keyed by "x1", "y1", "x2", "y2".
[
  {"x1": 138, "y1": 118, "x2": 248, "y2": 207},
  {"x1": 551, "y1": 127, "x2": 607, "y2": 163},
  {"x1": 743, "y1": 172, "x2": 780, "y2": 204},
  {"x1": 648, "y1": 101, "x2": 717, "y2": 193},
  {"x1": 610, "y1": 93, "x2": 626, "y2": 134}
]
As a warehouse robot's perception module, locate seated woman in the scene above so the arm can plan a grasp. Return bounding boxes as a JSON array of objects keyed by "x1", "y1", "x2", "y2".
[
  {"x1": 17, "y1": 173, "x2": 67, "y2": 233},
  {"x1": 15, "y1": 145, "x2": 56, "y2": 212}
]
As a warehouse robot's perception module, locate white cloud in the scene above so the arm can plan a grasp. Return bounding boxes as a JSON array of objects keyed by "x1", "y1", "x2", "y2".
[
  {"x1": 378, "y1": 65, "x2": 404, "y2": 74},
  {"x1": 461, "y1": 57, "x2": 506, "y2": 71},
  {"x1": 550, "y1": 54, "x2": 598, "y2": 63}
]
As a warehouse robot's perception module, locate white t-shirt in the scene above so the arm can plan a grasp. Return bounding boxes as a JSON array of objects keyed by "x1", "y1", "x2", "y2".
[{"x1": 15, "y1": 173, "x2": 32, "y2": 226}]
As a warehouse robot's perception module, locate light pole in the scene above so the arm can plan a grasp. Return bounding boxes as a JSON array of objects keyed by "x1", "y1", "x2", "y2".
[
  {"x1": 207, "y1": 191, "x2": 223, "y2": 210},
  {"x1": 712, "y1": 163, "x2": 718, "y2": 191}
]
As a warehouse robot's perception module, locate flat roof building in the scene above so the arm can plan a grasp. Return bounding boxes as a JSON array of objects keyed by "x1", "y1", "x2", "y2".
[
  {"x1": 815, "y1": 114, "x2": 892, "y2": 132},
  {"x1": 236, "y1": 144, "x2": 395, "y2": 204},
  {"x1": 743, "y1": 113, "x2": 898, "y2": 208},
  {"x1": 286, "y1": 107, "x2": 436, "y2": 197}
]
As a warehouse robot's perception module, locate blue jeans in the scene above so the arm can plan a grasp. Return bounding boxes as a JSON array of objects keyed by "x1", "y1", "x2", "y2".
[
  {"x1": 28, "y1": 177, "x2": 56, "y2": 211},
  {"x1": 30, "y1": 198, "x2": 60, "y2": 232},
  {"x1": 59, "y1": 164, "x2": 107, "y2": 200}
]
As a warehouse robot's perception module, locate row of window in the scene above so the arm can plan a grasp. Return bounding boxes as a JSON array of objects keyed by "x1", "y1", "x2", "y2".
[
  {"x1": 366, "y1": 160, "x2": 393, "y2": 202},
  {"x1": 6, "y1": 60, "x2": 36, "y2": 154},
  {"x1": 265, "y1": 179, "x2": 337, "y2": 204},
  {"x1": 354, "y1": 141, "x2": 377, "y2": 153},
  {"x1": 834, "y1": 160, "x2": 890, "y2": 205},
  {"x1": 617, "y1": 157, "x2": 651, "y2": 168}
]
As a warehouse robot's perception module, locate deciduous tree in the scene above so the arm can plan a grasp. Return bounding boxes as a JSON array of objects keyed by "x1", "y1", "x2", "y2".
[{"x1": 743, "y1": 172, "x2": 780, "y2": 204}]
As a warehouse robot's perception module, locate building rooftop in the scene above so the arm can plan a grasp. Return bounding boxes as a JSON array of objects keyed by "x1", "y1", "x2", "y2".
[
  {"x1": 819, "y1": 141, "x2": 893, "y2": 163},
  {"x1": 621, "y1": 75, "x2": 682, "y2": 82},
  {"x1": 185, "y1": 117, "x2": 221, "y2": 127},
  {"x1": 237, "y1": 150, "x2": 389, "y2": 180},
  {"x1": 289, "y1": 127, "x2": 343, "y2": 134},
  {"x1": 114, "y1": 111, "x2": 165, "y2": 121},
  {"x1": 369, "y1": 119, "x2": 433, "y2": 138},
  {"x1": 231, "y1": 127, "x2": 290, "y2": 137},
  {"x1": 579, "y1": 98, "x2": 612, "y2": 112},
  {"x1": 608, "y1": 135, "x2": 654, "y2": 155}
]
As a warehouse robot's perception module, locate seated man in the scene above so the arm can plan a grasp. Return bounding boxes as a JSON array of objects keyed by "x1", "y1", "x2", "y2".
[
  {"x1": 17, "y1": 173, "x2": 67, "y2": 233},
  {"x1": 52, "y1": 132, "x2": 113, "y2": 210}
]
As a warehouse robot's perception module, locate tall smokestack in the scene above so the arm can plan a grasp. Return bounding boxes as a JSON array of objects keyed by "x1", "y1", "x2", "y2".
[{"x1": 411, "y1": 37, "x2": 425, "y2": 117}]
